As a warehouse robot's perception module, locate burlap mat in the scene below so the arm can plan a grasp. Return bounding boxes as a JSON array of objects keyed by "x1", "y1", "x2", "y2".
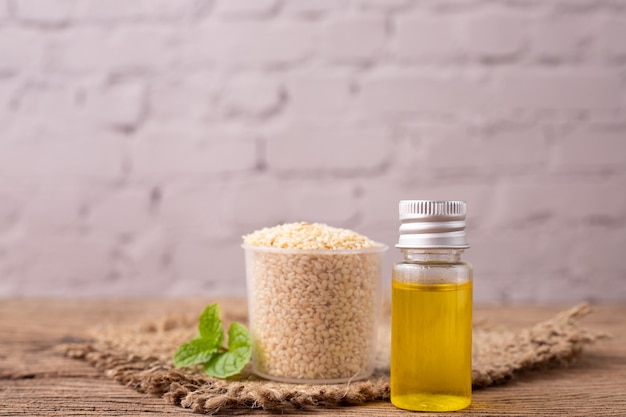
[{"x1": 62, "y1": 303, "x2": 598, "y2": 414}]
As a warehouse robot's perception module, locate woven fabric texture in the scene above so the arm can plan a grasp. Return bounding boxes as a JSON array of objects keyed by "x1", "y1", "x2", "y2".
[{"x1": 62, "y1": 304, "x2": 597, "y2": 414}]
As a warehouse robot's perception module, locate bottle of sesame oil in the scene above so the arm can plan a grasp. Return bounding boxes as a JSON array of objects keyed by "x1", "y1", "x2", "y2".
[{"x1": 391, "y1": 201, "x2": 473, "y2": 412}]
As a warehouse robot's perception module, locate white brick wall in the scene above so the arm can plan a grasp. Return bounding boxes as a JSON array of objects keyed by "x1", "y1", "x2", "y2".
[{"x1": 0, "y1": 0, "x2": 625, "y2": 302}]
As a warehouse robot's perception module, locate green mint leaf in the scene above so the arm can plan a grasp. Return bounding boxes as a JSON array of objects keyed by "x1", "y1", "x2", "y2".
[
  {"x1": 173, "y1": 338, "x2": 220, "y2": 367},
  {"x1": 203, "y1": 322, "x2": 252, "y2": 378},
  {"x1": 198, "y1": 303, "x2": 225, "y2": 347},
  {"x1": 173, "y1": 303, "x2": 252, "y2": 379}
]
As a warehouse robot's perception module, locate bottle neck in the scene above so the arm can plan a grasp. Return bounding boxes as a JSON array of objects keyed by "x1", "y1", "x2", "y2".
[{"x1": 400, "y1": 248, "x2": 464, "y2": 263}]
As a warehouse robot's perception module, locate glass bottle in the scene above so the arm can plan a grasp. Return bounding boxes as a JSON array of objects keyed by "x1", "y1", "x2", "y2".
[{"x1": 391, "y1": 200, "x2": 473, "y2": 412}]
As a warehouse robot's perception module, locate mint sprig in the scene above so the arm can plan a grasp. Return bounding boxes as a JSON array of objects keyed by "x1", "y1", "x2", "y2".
[{"x1": 173, "y1": 304, "x2": 252, "y2": 378}]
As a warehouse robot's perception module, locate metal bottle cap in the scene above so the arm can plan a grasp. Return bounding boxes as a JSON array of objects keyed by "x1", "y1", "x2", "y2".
[{"x1": 397, "y1": 200, "x2": 469, "y2": 249}]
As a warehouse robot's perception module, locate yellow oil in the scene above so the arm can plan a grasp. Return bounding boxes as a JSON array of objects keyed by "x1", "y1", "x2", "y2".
[{"x1": 391, "y1": 280, "x2": 472, "y2": 412}]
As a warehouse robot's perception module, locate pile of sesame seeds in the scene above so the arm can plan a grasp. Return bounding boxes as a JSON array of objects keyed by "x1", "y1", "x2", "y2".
[{"x1": 242, "y1": 222, "x2": 378, "y2": 250}]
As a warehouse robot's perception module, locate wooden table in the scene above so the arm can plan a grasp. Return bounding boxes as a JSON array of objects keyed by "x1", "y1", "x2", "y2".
[{"x1": 1, "y1": 299, "x2": 625, "y2": 416}]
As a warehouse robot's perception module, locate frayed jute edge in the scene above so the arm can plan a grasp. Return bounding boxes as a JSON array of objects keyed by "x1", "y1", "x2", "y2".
[
  {"x1": 60, "y1": 303, "x2": 603, "y2": 415},
  {"x1": 471, "y1": 303, "x2": 604, "y2": 387}
]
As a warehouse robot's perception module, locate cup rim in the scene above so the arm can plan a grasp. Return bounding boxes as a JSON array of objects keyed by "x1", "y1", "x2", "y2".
[{"x1": 241, "y1": 243, "x2": 388, "y2": 255}]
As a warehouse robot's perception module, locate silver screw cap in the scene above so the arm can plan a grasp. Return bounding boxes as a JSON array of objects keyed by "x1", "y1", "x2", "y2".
[{"x1": 397, "y1": 200, "x2": 469, "y2": 249}]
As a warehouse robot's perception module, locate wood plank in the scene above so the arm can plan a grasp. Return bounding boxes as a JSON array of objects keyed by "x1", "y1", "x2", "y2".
[
  {"x1": 1, "y1": 299, "x2": 625, "y2": 416},
  {"x1": 0, "y1": 378, "x2": 196, "y2": 416}
]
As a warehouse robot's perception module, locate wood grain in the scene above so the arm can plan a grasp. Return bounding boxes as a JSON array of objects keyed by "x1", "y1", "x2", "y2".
[{"x1": 1, "y1": 299, "x2": 625, "y2": 416}]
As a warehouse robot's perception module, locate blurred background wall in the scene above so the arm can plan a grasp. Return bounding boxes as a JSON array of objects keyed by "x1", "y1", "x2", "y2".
[{"x1": 0, "y1": 0, "x2": 625, "y2": 301}]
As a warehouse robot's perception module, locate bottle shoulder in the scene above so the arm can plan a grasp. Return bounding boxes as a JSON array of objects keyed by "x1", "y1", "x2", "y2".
[
  {"x1": 393, "y1": 259, "x2": 473, "y2": 284},
  {"x1": 394, "y1": 259, "x2": 473, "y2": 268}
]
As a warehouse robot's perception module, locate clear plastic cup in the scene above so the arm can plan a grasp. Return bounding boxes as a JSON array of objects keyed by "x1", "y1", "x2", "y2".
[{"x1": 243, "y1": 244, "x2": 388, "y2": 384}]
